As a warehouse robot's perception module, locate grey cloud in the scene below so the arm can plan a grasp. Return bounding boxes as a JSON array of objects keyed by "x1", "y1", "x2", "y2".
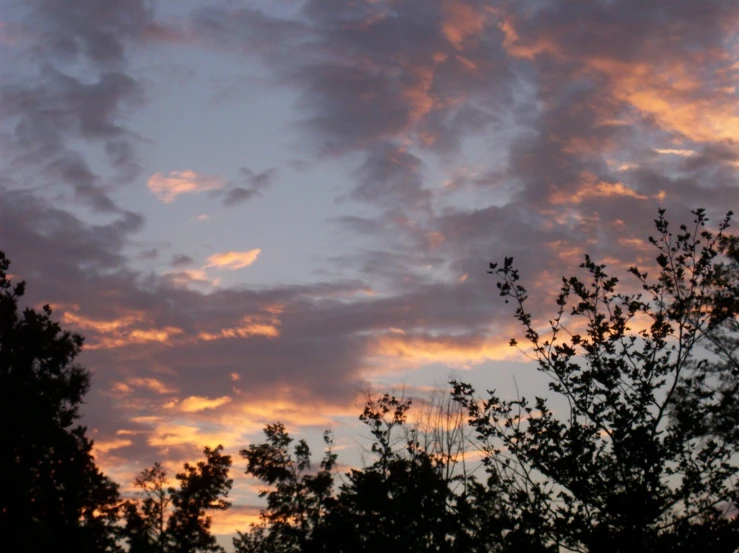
[
  {"x1": 0, "y1": 0, "x2": 153, "y2": 212},
  {"x1": 189, "y1": 0, "x2": 516, "y2": 205},
  {"x1": 1, "y1": 70, "x2": 140, "y2": 154},
  {"x1": 242, "y1": 167, "x2": 277, "y2": 189},
  {"x1": 26, "y1": 0, "x2": 154, "y2": 68},
  {"x1": 506, "y1": 0, "x2": 739, "y2": 67},
  {"x1": 171, "y1": 254, "x2": 194, "y2": 267},
  {"x1": 187, "y1": 0, "x2": 737, "y2": 309},
  {"x1": 353, "y1": 141, "x2": 429, "y2": 208},
  {"x1": 222, "y1": 167, "x2": 277, "y2": 206},
  {"x1": 223, "y1": 188, "x2": 260, "y2": 206},
  {"x1": 3, "y1": 0, "x2": 737, "y2": 479},
  {"x1": 0, "y1": 180, "x2": 527, "y2": 466}
]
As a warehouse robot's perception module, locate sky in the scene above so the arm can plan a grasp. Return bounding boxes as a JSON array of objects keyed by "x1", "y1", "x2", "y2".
[{"x1": 1, "y1": 0, "x2": 739, "y2": 541}]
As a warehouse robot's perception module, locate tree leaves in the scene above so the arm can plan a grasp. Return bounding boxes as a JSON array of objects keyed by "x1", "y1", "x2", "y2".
[{"x1": 0, "y1": 251, "x2": 122, "y2": 553}]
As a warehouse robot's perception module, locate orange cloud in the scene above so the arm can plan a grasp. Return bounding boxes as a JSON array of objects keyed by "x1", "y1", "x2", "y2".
[
  {"x1": 147, "y1": 423, "x2": 213, "y2": 449},
  {"x1": 196, "y1": 309, "x2": 282, "y2": 342},
  {"x1": 403, "y1": 65, "x2": 437, "y2": 126},
  {"x1": 62, "y1": 310, "x2": 184, "y2": 349},
  {"x1": 229, "y1": 398, "x2": 356, "y2": 429},
  {"x1": 443, "y1": 3, "x2": 486, "y2": 50},
  {"x1": 167, "y1": 396, "x2": 233, "y2": 413},
  {"x1": 197, "y1": 321, "x2": 279, "y2": 341},
  {"x1": 655, "y1": 148, "x2": 697, "y2": 156},
  {"x1": 204, "y1": 250, "x2": 262, "y2": 270},
  {"x1": 92, "y1": 438, "x2": 133, "y2": 454},
  {"x1": 210, "y1": 505, "x2": 262, "y2": 536},
  {"x1": 127, "y1": 377, "x2": 177, "y2": 395},
  {"x1": 369, "y1": 332, "x2": 521, "y2": 370},
  {"x1": 426, "y1": 231, "x2": 446, "y2": 249},
  {"x1": 591, "y1": 57, "x2": 739, "y2": 143},
  {"x1": 147, "y1": 170, "x2": 226, "y2": 203},
  {"x1": 499, "y1": 17, "x2": 560, "y2": 60},
  {"x1": 62, "y1": 310, "x2": 140, "y2": 333},
  {"x1": 165, "y1": 269, "x2": 222, "y2": 289},
  {"x1": 500, "y1": 15, "x2": 739, "y2": 144},
  {"x1": 126, "y1": 393, "x2": 355, "y2": 459},
  {"x1": 549, "y1": 175, "x2": 650, "y2": 205}
]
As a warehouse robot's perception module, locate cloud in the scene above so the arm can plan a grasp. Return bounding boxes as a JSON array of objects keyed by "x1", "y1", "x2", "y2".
[
  {"x1": 61, "y1": 310, "x2": 184, "y2": 349},
  {"x1": 26, "y1": 0, "x2": 154, "y2": 68},
  {"x1": 168, "y1": 396, "x2": 233, "y2": 413},
  {"x1": 0, "y1": 0, "x2": 153, "y2": 212},
  {"x1": 196, "y1": 314, "x2": 281, "y2": 341},
  {"x1": 126, "y1": 378, "x2": 177, "y2": 396},
  {"x1": 164, "y1": 269, "x2": 221, "y2": 290},
  {"x1": 549, "y1": 176, "x2": 651, "y2": 205},
  {"x1": 170, "y1": 254, "x2": 194, "y2": 267},
  {"x1": 93, "y1": 438, "x2": 133, "y2": 454},
  {"x1": 4, "y1": 1, "x2": 739, "y2": 541},
  {"x1": 655, "y1": 149, "x2": 697, "y2": 157},
  {"x1": 204, "y1": 250, "x2": 262, "y2": 270},
  {"x1": 222, "y1": 167, "x2": 277, "y2": 206},
  {"x1": 210, "y1": 505, "x2": 262, "y2": 536},
  {"x1": 353, "y1": 142, "x2": 430, "y2": 208},
  {"x1": 498, "y1": 0, "x2": 739, "y2": 145},
  {"x1": 147, "y1": 170, "x2": 227, "y2": 203},
  {"x1": 368, "y1": 331, "x2": 522, "y2": 371}
]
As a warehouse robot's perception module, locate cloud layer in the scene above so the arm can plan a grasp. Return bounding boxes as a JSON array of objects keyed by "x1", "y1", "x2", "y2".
[{"x1": 2, "y1": 0, "x2": 738, "y2": 539}]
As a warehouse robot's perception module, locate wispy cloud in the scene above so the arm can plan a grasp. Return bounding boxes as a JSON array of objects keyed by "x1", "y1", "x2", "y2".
[
  {"x1": 147, "y1": 170, "x2": 226, "y2": 203},
  {"x1": 166, "y1": 396, "x2": 233, "y2": 413},
  {"x1": 204, "y1": 250, "x2": 262, "y2": 270}
]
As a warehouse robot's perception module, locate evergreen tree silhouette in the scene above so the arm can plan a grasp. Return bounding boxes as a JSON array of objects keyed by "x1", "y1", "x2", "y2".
[{"x1": 0, "y1": 251, "x2": 122, "y2": 552}]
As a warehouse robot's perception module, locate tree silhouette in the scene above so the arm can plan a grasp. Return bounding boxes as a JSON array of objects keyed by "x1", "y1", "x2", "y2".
[
  {"x1": 125, "y1": 462, "x2": 170, "y2": 553},
  {"x1": 0, "y1": 251, "x2": 122, "y2": 552},
  {"x1": 233, "y1": 423, "x2": 337, "y2": 553},
  {"x1": 325, "y1": 394, "x2": 459, "y2": 553},
  {"x1": 125, "y1": 446, "x2": 233, "y2": 553},
  {"x1": 168, "y1": 445, "x2": 233, "y2": 553},
  {"x1": 6, "y1": 205, "x2": 734, "y2": 553},
  {"x1": 453, "y1": 209, "x2": 739, "y2": 553},
  {"x1": 234, "y1": 394, "x2": 519, "y2": 553}
]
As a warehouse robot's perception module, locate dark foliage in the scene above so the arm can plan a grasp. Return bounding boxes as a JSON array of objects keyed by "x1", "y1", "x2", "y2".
[
  {"x1": 233, "y1": 423, "x2": 338, "y2": 553},
  {"x1": 2, "y1": 207, "x2": 736, "y2": 553},
  {"x1": 125, "y1": 446, "x2": 233, "y2": 553},
  {"x1": 235, "y1": 394, "x2": 518, "y2": 553},
  {"x1": 124, "y1": 462, "x2": 170, "y2": 553},
  {"x1": 453, "y1": 209, "x2": 739, "y2": 553},
  {"x1": 0, "y1": 251, "x2": 122, "y2": 552},
  {"x1": 234, "y1": 209, "x2": 739, "y2": 553}
]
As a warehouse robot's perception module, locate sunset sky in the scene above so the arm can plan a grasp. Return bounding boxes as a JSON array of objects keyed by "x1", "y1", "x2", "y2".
[{"x1": 2, "y1": 0, "x2": 739, "y2": 542}]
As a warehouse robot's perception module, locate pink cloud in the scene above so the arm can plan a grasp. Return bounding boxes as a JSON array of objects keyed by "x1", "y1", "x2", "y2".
[
  {"x1": 204, "y1": 250, "x2": 262, "y2": 270},
  {"x1": 147, "y1": 170, "x2": 226, "y2": 203}
]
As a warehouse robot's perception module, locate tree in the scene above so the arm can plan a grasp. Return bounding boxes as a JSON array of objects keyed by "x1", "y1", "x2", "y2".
[
  {"x1": 125, "y1": 446, "x2": 233, "y2": 553},
  {"x1": 235, "y1": 394, "x2": 506, "y2": 553},
  {"x1": 326, "y1": 393, "x2": 459, "y2": 553},
  {"x1": 124, "y1": 462, "x2": 171, "y2": 553},
  {"x1": 409, "y1": 382, "x2": 473, "y2": 488},
  {"x1": 453, "y1": 209, "x2": 739, "y2": 553},
  {"x1": 233, "y1": 423, "x2": 338, "y2": 553},
  {"x1": 0, "y1": 251, "x2": 122, "y2": 552}
]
